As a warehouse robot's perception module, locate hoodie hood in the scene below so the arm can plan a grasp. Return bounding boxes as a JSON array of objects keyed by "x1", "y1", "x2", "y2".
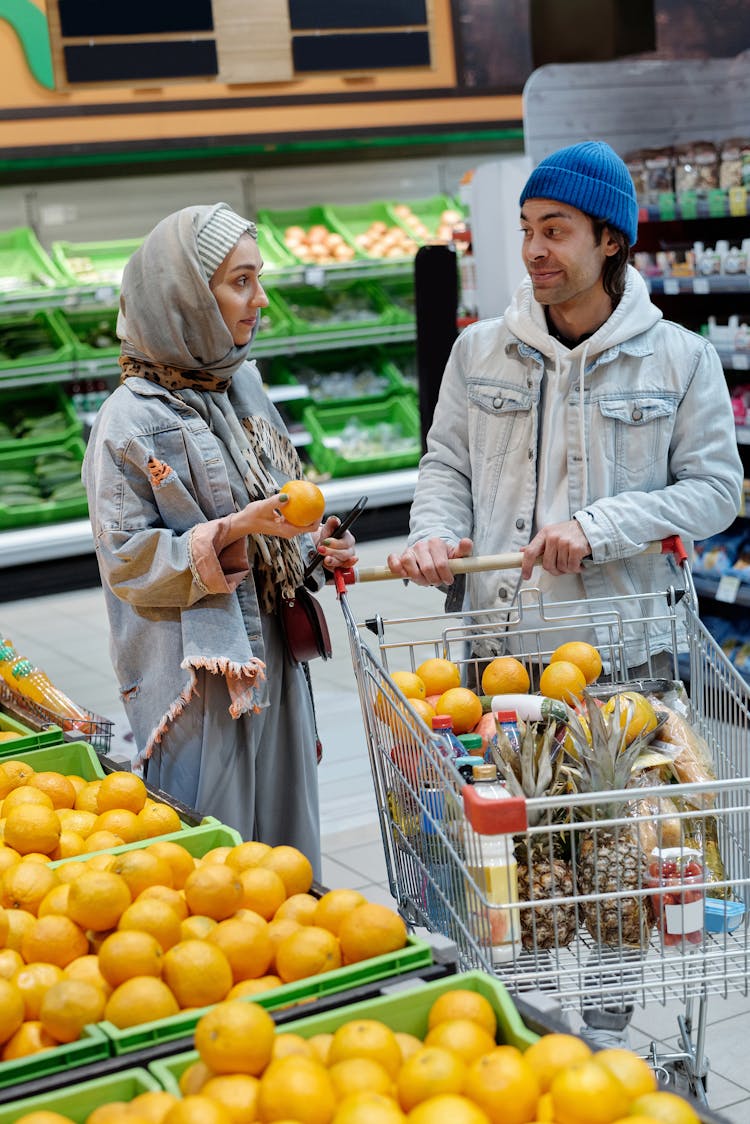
[{"x1": 504, "y1": 264, "x2": 662, "y2": 363}]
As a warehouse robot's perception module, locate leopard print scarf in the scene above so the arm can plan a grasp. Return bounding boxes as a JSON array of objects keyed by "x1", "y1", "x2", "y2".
[{"x1": 121, "y1": 357, "x2": 307, "y2": 611}]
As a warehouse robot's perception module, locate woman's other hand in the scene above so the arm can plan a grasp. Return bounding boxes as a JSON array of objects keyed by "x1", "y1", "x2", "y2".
[{"x1": 312, "y1": 516, "x2": 358, "y2": 571}]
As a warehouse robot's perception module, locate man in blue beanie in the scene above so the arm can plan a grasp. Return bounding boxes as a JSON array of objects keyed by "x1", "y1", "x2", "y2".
[{"x1": 387, "y1": 140, "x2": 743, "y2": 1042}]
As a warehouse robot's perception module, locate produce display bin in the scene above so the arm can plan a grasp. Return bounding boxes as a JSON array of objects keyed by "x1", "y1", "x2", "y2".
[
  {"x1": 0, "y1": 1023, "x2": 109, "y2": 1093},
  {"x1": 0, "y1": 383, "x2": 83, "y2": 455},
  {"x1": 327, "y1": 200, "x2": 420, "y2": 262},
  {"x1": 50, "y1": 237, "x2": 142, "y2": 289},
  {"x1": 0, "y1": 434, "x2": 89, "y2": 530},
  {"x1": 104, "y1": 932, "x2": 432, "y2": 1057},
  {"x1": 0, "y1": 737, "x2": 103, "y2": 774},
  {"x1": 149, "y1": 969, "x2": 536, "y2": 1095},
  {"x1": 48, "y1": 815, "x2": 242, "y2": 870},
  {"x1": 60, "y1": 307, "x2": 120, "y2": 366},
  {"x1": 0, "y1": 309, "x2": 76, "y2": 380},
  {"x1": 0, "y1": 226, "x2": 65, "y2": 295},
  {"x1": 304, "y1": 394, "x2": 421, "y2": 477},
  {"x1": 255, "y1": 288, "x2": 296, "y2": 340},
  {"x1": 268, "y1": 348, "x2": 411, "y2": 422},
  {"x1": 0, "y1": 1066, "x2": 161, "y2": 1120},
  {"x1": 0, "y1": 708, "x2": 63, "y2": 752},
  {"x1": 256, "y1": 224, "x2": 298, "y2": 272},
  {"x1": 257, "y1": 205, "x2": 365, "y2": 265},
  {"x1": 386, "y1": 194, "x2": 464, "y2": 242},
  {"x1": 375, "y1": 276, "x2": 416, "y2": 325},
  {"x1": 280, "y1": 280, "x2": 400, "y2": 337}
]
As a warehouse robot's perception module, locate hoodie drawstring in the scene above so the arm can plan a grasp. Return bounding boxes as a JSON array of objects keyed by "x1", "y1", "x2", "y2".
[{"x1": 578, "y1": 341, "x2": 590, "y2": 508}]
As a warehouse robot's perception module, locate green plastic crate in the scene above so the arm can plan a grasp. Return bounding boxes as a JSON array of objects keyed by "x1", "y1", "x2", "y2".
[
  {"x1": 386, "y1": 194, "x2": 464, "y2": 244},
  {"x1": 256, "y1": 223, "x2": 298, "y2": 272},
  {"x1": 61, "y1": 307, "x2": 120, "y2": 365},
  {"x1": 0, "y1": 434, "x2": 89, "y2": 531},
  {"x1": 267, "y1": 349, "x2": 410, "y2": 425},
  {"x1": 0, "y1": 383, "x2": 82, "y2": 456},
  {"x1": 257, "y1": 205, "x2": 364, "y2": 266},
  {"x1": 255, "y1": 289, "x2": 296, "y2": 341},
  {"x1": 281, "y1": 280, "x2": 400, "y2": 336},
  {"x1": 0, "y1": 1066, "x2": 160, "y2": 1121},
  {"x1": 0, "y1": 709, "x2": 64, "y2": 753},
  {"x1": 376, "y1": 277, "x2": 416, "y2": 325},
  {"x1": 327, "y1": 200, "x2": 420, "y2": 262},
  {"x1": 150, "y1": 970, "x2": 536, "y2": 1095},
  {"x1": 109, "y1": 931, "x2": 432, "y2": 1057},
  {"x1": 0, "y1": 738, "x2": 103, "y2": 774},
  {"x1": 49, "y1": 815, "x2": 241, "y2": 870},
  {"x1": 50, "y1": 237, "x2": 142, "y2": 290},
  {"x1": 0, "y1": 309, "x2": 76, "y2": 380},
  {"x1": 0, "y1": 1022, "x2": 109, "y2": 1093},
  {"x1": 0, "y1": 226, "x2": 65, "y2": 295},
  {"x1": 304, "y1": 394, "x2": 421, "y2": 477}
]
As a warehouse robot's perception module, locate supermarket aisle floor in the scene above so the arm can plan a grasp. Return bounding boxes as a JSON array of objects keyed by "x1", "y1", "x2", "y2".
[{"x1": 1, "y1": 535, "x2": 749, "y2": 1120}]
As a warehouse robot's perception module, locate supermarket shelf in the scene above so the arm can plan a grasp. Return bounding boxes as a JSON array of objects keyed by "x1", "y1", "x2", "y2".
[
  {"x1": 694, "y1": 574, "x2": 750, "y2": 608},
  {"x1": 736, "y1": 427, "x2": 750, "y2": 446},
  {"x1": 253, "y1": 321, "x2": 416, "y2": 358},
  {"x1": 0, "y1": 469, "x2": 418, "y2": 568},
  {"x1": 643, "y1": 275, "x2": 750, "y2": 296}
]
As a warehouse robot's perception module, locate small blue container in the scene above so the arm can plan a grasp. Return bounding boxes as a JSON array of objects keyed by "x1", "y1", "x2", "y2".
[{"x1": 704, "y1": 897, "x2": 746, "y2": 933}]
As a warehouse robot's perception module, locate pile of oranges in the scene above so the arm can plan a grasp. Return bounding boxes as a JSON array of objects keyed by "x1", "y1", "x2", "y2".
[
  {"x1": 13, "y1": 987, "x2": 701, "y2": 1124},
  {"x1": 0, "y1": 827, "x2": 408, "y2": 1063},
  {"x1": 0, "y1": 760, "x2": 183, "y2": 861}
]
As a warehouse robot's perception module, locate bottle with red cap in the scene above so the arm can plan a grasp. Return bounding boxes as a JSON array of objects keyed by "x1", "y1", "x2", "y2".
[
  {"x1": 431, "y1": 714, "x2": 465, "y2": 761},
  {"x1": 487, "y1": 709, "x2": 520, "y2": 763}
]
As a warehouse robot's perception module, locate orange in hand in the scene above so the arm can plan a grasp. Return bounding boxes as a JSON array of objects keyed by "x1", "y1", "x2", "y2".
[{"x1": 280, "y1": 480, "x2": 326, "y2": 527}]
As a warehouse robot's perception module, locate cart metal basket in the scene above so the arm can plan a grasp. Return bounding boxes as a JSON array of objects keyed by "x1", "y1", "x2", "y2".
[{"x1": 333, "y1": 541, "x2": 750, "y2": 1102}]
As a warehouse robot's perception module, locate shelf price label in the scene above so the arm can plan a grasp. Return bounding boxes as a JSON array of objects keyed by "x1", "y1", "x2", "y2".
[
  {"x1": 663, "y1": 279, "x2": 680, "y2": 295},
  {"x1": 304, "y1": 267, "x2": 326, "y2": 288},
  {"x1": 715, "y1": 575, "x2": 741, "y2": 604},
  {"x1": 692, "y1": 278, "x2": 711, "y2": 295}
]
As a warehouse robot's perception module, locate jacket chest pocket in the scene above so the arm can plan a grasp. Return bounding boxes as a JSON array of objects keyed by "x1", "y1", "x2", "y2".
[
  {"x1": 598, "y1": 396, "x2": 676, "y2": 484},
  {"x1": 467, "y1": 385, "x2": 532, "y2": 458}
]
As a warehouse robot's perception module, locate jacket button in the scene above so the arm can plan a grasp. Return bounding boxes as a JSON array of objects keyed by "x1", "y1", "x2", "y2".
[
  {"x1": 632, "y1": 408, "x2": 643, "y2": 421},
  {"x1": 498, "y1": 588, "x2": 508, "y2": 599},
  {"x1": 493, "y1": 397, "x2": 503, "y2": 409},
  {"x1": 515, "y1": 518, "x2": 525, "y2": 530}
]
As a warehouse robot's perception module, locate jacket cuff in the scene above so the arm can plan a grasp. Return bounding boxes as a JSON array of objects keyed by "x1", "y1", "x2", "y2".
[{"x1": 189, "y1": 517, "x2": 250, "y2": 594}]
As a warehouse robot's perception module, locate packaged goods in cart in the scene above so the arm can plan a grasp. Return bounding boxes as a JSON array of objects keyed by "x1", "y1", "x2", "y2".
[
  {"x1": 430, "y1": 714, "x2": 464, "y2": 760},
  {"x1": 647, "y1": 847, "x2": 705, "y2": 949},
  {"x1": 9, "y1": 658, "x2": 95, "y2": 736},
  {"x1": 463, "y1": 764, "x2": 521, "y2": 964}
]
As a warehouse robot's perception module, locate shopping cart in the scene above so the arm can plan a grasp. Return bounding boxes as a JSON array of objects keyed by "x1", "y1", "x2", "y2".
[{"x1": 333, "y1": 539, "x2": 750, "y2": 1103}]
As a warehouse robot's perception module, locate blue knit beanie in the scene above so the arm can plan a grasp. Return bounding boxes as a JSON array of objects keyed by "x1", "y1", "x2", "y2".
[{"x1": 520, "y1": 141, "x2": 638, "y2": 245}]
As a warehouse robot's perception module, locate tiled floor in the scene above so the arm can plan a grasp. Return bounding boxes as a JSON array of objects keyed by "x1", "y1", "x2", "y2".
[{"x1": 1, "y1": 534, "x2": 749, "y2": 1120}]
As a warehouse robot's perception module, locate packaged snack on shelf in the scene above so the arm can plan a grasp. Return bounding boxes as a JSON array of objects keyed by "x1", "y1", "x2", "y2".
[
  {"x1": 643, "y1": 146, "x2": 675, "y2": 204},
  {"x1": 719, "y1": 136, "x2": 750, "y2": 190},
  {"x1": 674, "y1": 140, "x2": 719, "y2": 196},
  {"x1": 624, "y1": 148, "x2": 648, "y2": 203}
]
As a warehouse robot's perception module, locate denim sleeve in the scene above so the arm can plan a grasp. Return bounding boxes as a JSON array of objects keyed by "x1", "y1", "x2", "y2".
[{"x1": 575, "y1": 340, "x2": 743, "y2": 562}]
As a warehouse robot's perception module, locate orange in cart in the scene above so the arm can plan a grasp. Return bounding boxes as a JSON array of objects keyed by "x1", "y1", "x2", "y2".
[
  {"x1": 434, "y1": 687, "x2": 483, "y2": 734},
  {"x1": 602, "y1": 691, "x2": 659, "y2": 745},
  {"x1": 480, "y1": 657, "x2": 530, "y2": 696},
  {"x1": 549, "y1": 641, "x2": 602, "y2": 685},
  {"x1": 416, "y1": 657, "x2": 461, "y2": 696},
  {"x1": 538, "y1": 660, "x2": 586, "y2": 702}
]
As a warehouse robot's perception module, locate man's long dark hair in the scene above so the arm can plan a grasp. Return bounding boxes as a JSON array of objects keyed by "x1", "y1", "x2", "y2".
[{"x1": 592, "y1": 219, "x2": 630, "y2": 300}]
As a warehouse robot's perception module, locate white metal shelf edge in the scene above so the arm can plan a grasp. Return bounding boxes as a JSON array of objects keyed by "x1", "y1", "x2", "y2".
[{"x1": 0, "y1": 471, "x2": 418, "y2": 569}]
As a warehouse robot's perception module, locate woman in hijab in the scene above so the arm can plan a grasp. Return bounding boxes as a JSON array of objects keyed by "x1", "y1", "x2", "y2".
[{"x1": 83, "y1": 203, "x2": 357, "y2": 876}]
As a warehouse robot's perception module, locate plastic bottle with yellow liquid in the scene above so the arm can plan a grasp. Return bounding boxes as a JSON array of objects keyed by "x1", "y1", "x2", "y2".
[
  {"x1": 464, "y1": 762, "x2": 521, "y2": 964},
  {"x1": 0, "y1": 640, "x2": 20, "y2": 687}
]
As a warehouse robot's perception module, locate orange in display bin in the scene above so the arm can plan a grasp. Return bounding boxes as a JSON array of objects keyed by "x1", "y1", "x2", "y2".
[{"x1": 647, "y1": 847, "x2": 705, "y2": 948}]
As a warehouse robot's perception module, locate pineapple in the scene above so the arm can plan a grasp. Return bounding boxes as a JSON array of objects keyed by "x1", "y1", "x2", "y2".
[
  {"x1": 565, "y1": 696, "x2": 655, "y2": 948},
  {"x1": 490, "y1": 720, "x2": 578, "y2": 949}
]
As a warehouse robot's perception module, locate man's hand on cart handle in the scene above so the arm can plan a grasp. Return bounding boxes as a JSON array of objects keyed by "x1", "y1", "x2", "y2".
[{"x1": 335, "y1": 535, "x2": 687, "y2": 587}]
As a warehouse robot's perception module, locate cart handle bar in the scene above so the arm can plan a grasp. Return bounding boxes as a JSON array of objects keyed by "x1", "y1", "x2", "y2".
[{"x1": 334, "y1": 534, "x2": 687, "y2": 589}]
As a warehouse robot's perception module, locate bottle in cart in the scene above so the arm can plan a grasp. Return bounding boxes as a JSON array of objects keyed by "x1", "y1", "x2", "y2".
[
  {"x1": 0, "y1": 640, "x2": 20, "y2": 687},
  {"x1": 488, "y1": 710, "x2": 520, "y2": 762},
  {"x1": 431, "y1": 714, "x2": 464, "y2": 760},
  {"x1": 464, "y1": 763, "x2": 520, "y2": 964}
]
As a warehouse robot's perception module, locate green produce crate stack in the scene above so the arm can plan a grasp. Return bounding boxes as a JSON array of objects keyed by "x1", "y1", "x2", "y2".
[
  {"x1": 256, "y1": 224, "x2": 299, "y2": 272},
  {"x1": 304, "y1": 394, "x2": 421, "y2": 478},
  {"x1": 150, "y1": 971, "x2": 538, "y2": 1097},
  {"x1": 50, "y1": 237, "x2": 142, "y2": 292},
  {"x1": 254, "y1": 289, "x2": 296, "y2": 340},
  {"x1": 0, "y1": 309, "x2": 75, "y2": 379},
  {"x1": 267, "y1": 348, "x2": 412, "y2": 424},
  {"x1": 0, "y1": 226, "x2": 65, "y2": 296},
  {"x1": 0, "y1": 709, "x2": 63, "y2": 752},
  {"x1": 0, "y1": 434, "x2": 89, "y2": 530},
  {"x1": 257, "y1": 205, "x2": 364, "y2": 267},
  {"x1": 61, "y1": 308, "x2": 120, "y2": 367},
  {"x1": 326, "y1": 200, "x2": 421, "y2": 261},
  {"x1": 279, "y1": 280, "x2": 400, "y2": 337},
  {"x1": 0, "y1": 385, "x2": 82, "y2": 455},
  {"x1": 386, "y1": 194, "x2": 465, "y2": 243}
]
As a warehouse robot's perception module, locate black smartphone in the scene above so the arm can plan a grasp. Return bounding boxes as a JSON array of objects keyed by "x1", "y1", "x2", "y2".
[{"x1": 304, "y1": 495, "x2": 368, "y2": 580}]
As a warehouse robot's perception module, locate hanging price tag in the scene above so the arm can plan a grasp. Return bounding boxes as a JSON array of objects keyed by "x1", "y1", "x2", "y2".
[{"x1": 715, "y1": 575, "x2": 741, "y2": 604}]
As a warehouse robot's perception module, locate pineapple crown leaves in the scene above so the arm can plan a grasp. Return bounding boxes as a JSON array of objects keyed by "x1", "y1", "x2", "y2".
[
  {"x1": 490, "y1": 720, "x2": 566, "y2": 826},
  {"x1": 562, "y1": 693, "x2": 658, "y2": 816}
]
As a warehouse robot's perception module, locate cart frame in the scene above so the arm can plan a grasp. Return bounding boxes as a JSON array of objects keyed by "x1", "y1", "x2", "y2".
[{"x1": 334, "y1": 548, "x2": 750, "y2": 1102}]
